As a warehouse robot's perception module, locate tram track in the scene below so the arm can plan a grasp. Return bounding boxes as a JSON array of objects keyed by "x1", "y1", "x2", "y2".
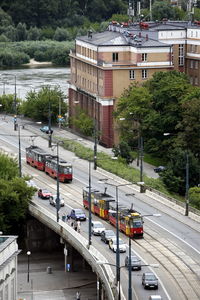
[{"x1": 134, "y1": 225, "x2": 200, "y2": 300}]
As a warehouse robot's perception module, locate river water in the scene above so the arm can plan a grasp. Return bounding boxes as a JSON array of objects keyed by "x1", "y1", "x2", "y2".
[{"x1": 0, "y1": 65, "x2": 70, "y2": 100}]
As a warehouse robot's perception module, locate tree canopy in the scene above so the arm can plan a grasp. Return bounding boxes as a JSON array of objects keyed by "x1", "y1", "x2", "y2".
[
  {"x1": 20, "y1": 86, "x2": 67, "y2": 124},
  {"x1": 114, "y1": 71, "x2": 200, "y2": 195},
  {"x1": 0, "y1": 153, "x2": 35, "y2": 234}
]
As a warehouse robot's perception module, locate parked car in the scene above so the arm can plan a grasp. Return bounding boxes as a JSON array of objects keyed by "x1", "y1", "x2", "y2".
[
  {"x1": 125, "y1": 255, "x2": 141, "y2": 270},
  {"x1": 154, "y1": 166, "x2": 166, "y2": 173},
  {"x1": 109, "y1": 237, "x2": 126, "y2": 253},
  {"x1": 101, "y1": 230, "x2": 116, "y2": 243},
  {"x1": 38, "y1": 188, "x2": 52, "y2": 199},
  {"x1": 40, "y1": 126, "x2": 53, "y2": 134},
  {"x1": 70, "y1": 209, "x2": 86, "y2": 221},
  {"x1": 49, "y1": 195, "x2": 65, "y2": 207},
  {"x1": 91, "y1": 221, "x2": 105, "y2": 235},
  {"x1": 142, "y1": 272, "x2": 158, "y2": 289}
]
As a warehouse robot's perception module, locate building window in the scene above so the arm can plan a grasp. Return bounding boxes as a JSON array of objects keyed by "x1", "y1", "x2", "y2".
[
  {"x1": 195, "y1": 61, "x2": 198, "y2": 69},
  {"x1": 190, "y1": 60, "x2": 194, "y2": 69},
  {"x1": 179, "y1": 44, "x2": 184, "y2": 66},
  {"x1": 129, "y1": 70, "x2": 135, "y2": 80},
  {"x1": 195, "y1": 76, "x2": 198, "y2": 85},
  {"x1": 190, "y1": 76, "x2": 193, "y2": 85},
  {"x1": 142, "y1": 69, "x2": 147, "y2": 79},
  {"x1": 142, "y1": 53, "x2": 147, "y2": 61},
  {"x1": 112, "y1": 53, "x2": 118, "y2": 62}
]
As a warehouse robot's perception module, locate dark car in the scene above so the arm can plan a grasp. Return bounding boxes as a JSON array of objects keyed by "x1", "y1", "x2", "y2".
[
  {"x1": 70, "y1": 209, "x2": 86, "y2": 221},
  {"x1": 125, "y1": 255, "x2": 141, "y2": 270},
  {"x1": 142, "y1": 272, "x2": 158, "y2": 289},
  {"x1": 40, "y1": 126, "x2": 53, "y2": 134},
  {"x1": 101, "y1": 230, "x2": 116, "y2": 243},
  {"x1": 154, "y1": 166, "x2": 166, "y2": 173},
  {"x1": 38, "y1": 188, "x2": 52, "y2": 199}
]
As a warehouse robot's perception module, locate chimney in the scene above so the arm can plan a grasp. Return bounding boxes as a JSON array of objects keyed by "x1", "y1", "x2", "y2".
[
  {"x1": 146, "y1": 34, "x2": 148, "y2": 41},
  {"x1": 88, "y1": 30, "x2": 93, "y2": 39}
]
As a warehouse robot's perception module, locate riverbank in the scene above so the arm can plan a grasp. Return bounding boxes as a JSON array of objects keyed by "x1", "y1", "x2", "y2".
[{"x1": 23, "y1": 58, "x2": 53, "y2": 66}]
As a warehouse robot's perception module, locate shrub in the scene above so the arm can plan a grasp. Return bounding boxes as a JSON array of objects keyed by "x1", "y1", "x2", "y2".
[{"x1": 0, "y1": 50, "x2": 30, "y2": 67}]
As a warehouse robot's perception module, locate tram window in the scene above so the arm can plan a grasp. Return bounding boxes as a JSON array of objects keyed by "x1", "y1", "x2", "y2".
[
  {"x1": 133, "y1": 219, "x2": 142, "y2": 227},
  {"x1": 62, "y1": 167, "x2": 72, "y2": 174}
]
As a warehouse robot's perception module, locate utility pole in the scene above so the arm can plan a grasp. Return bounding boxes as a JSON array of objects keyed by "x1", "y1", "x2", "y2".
[
  {"x1": 48, "y1": 99, "x2": 52, "y2": 148},
  {"x1": 14, "y1": 76, "x2": 17, "y2": 131},
  {"x1": 185, "y1": 152, "x2": 189, "y2": 216}
]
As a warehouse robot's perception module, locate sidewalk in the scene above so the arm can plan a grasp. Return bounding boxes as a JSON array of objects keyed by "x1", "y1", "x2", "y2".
[{"x1": 17, "y1": 252, "x2": 97, "y2": 300}]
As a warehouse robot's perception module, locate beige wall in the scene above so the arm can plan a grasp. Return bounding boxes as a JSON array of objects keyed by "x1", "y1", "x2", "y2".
[{"x1": 112, "y1": 68, "x2": 170, "y2": 97}]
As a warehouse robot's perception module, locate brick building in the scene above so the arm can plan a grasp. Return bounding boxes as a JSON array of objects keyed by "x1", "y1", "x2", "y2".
[{"x1": 68, "y1": 21, "x2": 200, "y2": 147}]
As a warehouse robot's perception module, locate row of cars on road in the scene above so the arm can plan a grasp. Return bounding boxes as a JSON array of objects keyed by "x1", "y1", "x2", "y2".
[
  {"x1": 91, "y1": 221, "x2": 159, "y2": 289},
  {"x1": 37, "y1": 187, "x2": 159, "y2": 291}
]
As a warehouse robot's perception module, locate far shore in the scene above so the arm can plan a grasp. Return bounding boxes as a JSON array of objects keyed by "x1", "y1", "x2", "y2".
[{"x1": 23, "y1": 58, "x2": 53, "y2": 66}]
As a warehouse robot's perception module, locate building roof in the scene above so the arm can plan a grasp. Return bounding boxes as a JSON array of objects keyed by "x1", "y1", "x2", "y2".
[
  {"x1": 77, "y1": 30, "x2": 170, "y2": 48},
  {"x1": 0, "y1": 236, "x2": 17, "y2": 252}
]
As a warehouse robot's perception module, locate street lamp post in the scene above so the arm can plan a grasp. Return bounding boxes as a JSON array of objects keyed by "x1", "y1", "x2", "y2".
[
  {"x1": 98, "y1": 180, "x2": 134, "y2": 300},
  {"x1": 48, "y1": 100, "x2": 52, "y2": 148},
  {"x1": 27, "y1": 251, "x2": 31, "y2": 283},
  {"x1": 56, "y1": 143, "x2": 60, "y2": 222},
  {"x1": 128, "y1": 235, "x2": 132, "y2": 300},
  {"x1": 13, "y1": 76, "x2": 17, "y2": 131},
  {"x1": 97, "y1": 260, "x2": 159, "y2": 300},
  {"x1": 88, "y1": 160, "x2": 92, "y2": 247},
  {"x1": 185, "y1": 152, "x2": 189, "y2": 216}
]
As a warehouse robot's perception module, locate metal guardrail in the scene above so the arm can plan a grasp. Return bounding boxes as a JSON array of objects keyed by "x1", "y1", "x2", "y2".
[
  {"x1": 28, "y1": 201, "x2": 126, "y2": 300},
  {"x1": 146, "y1": 186, "x2": 200, "y2": 216}
]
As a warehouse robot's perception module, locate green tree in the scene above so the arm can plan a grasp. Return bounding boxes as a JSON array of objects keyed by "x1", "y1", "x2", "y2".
[
  {"x1": 0, "y1": 94, "x2": 21, "y2": 114},
  {"x1": 53, "y1": 27, "x2": 71, "y2": 41},
  {"x1": 21, "y1": 86, "x2": 67, "y2": 123},
  {"x1": 0, "y1": 153, "x2": 35, "y2": 234},
  {"x1": 189, "y1": 187, "x2": 200, "y2": 209},
  {"x1": 16, "y1": 22, "x2": 27, "y2": 41},
  {"x1": 114, "y1": 83, "x2": 153, "y2": 147},
  {"x1": 152, "y1": 0, "x2": 175, "y2": 20},
  {"x1": 160, "y1": 149, "x2": 199, "y2": 195},
  {"x1": 176, "y1": 87, "x2": 200, "y2": 156},
  {"x1": 112, "y1": 141, "x2": 134, "y2": 164},
  {"x1": 71, "y1": 107, "x2": 93, "y2": 136},
  {"x1": 144, "y1": 71, "x2": 190, "y2": 155},
  {"x1": 0, "y1": 7, "x2": 13, "y2": 27},
  {"x1": 27, "y1": 26, "x2": 41, "y2": 41}
]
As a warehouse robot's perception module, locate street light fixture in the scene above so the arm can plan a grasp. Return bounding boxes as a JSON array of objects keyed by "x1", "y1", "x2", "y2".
[
  {"x1": 27, "y1": 251, "x2": 31, "y2": 283},
  {"x1": 98, "y1": 180, "x2": 136, "y2": 300}
]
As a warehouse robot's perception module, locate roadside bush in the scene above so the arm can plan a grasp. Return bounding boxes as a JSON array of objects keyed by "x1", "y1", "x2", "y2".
[
  {"x1": 0, "y1": 94, "x2": 21, "y2": 114},
  {"x1": 189, "y1": 187, "x2": 200, "y2": 209}
]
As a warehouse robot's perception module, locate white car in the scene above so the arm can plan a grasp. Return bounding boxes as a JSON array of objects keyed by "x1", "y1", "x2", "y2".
[
  {"x1": 91, "y1": 221, "x2": 105, "y2": 235},
  {"x1": 49, "y1": 195, "x2": 65, "y2": 207},
  {"x1": 109, "y1": 237, "x2": 126, "y2": 253}
]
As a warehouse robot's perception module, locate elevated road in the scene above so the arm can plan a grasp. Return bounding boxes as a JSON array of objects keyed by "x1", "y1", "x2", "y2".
[{"x1": 1, "y1": 115, "x2": 200, "y2": 300}]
